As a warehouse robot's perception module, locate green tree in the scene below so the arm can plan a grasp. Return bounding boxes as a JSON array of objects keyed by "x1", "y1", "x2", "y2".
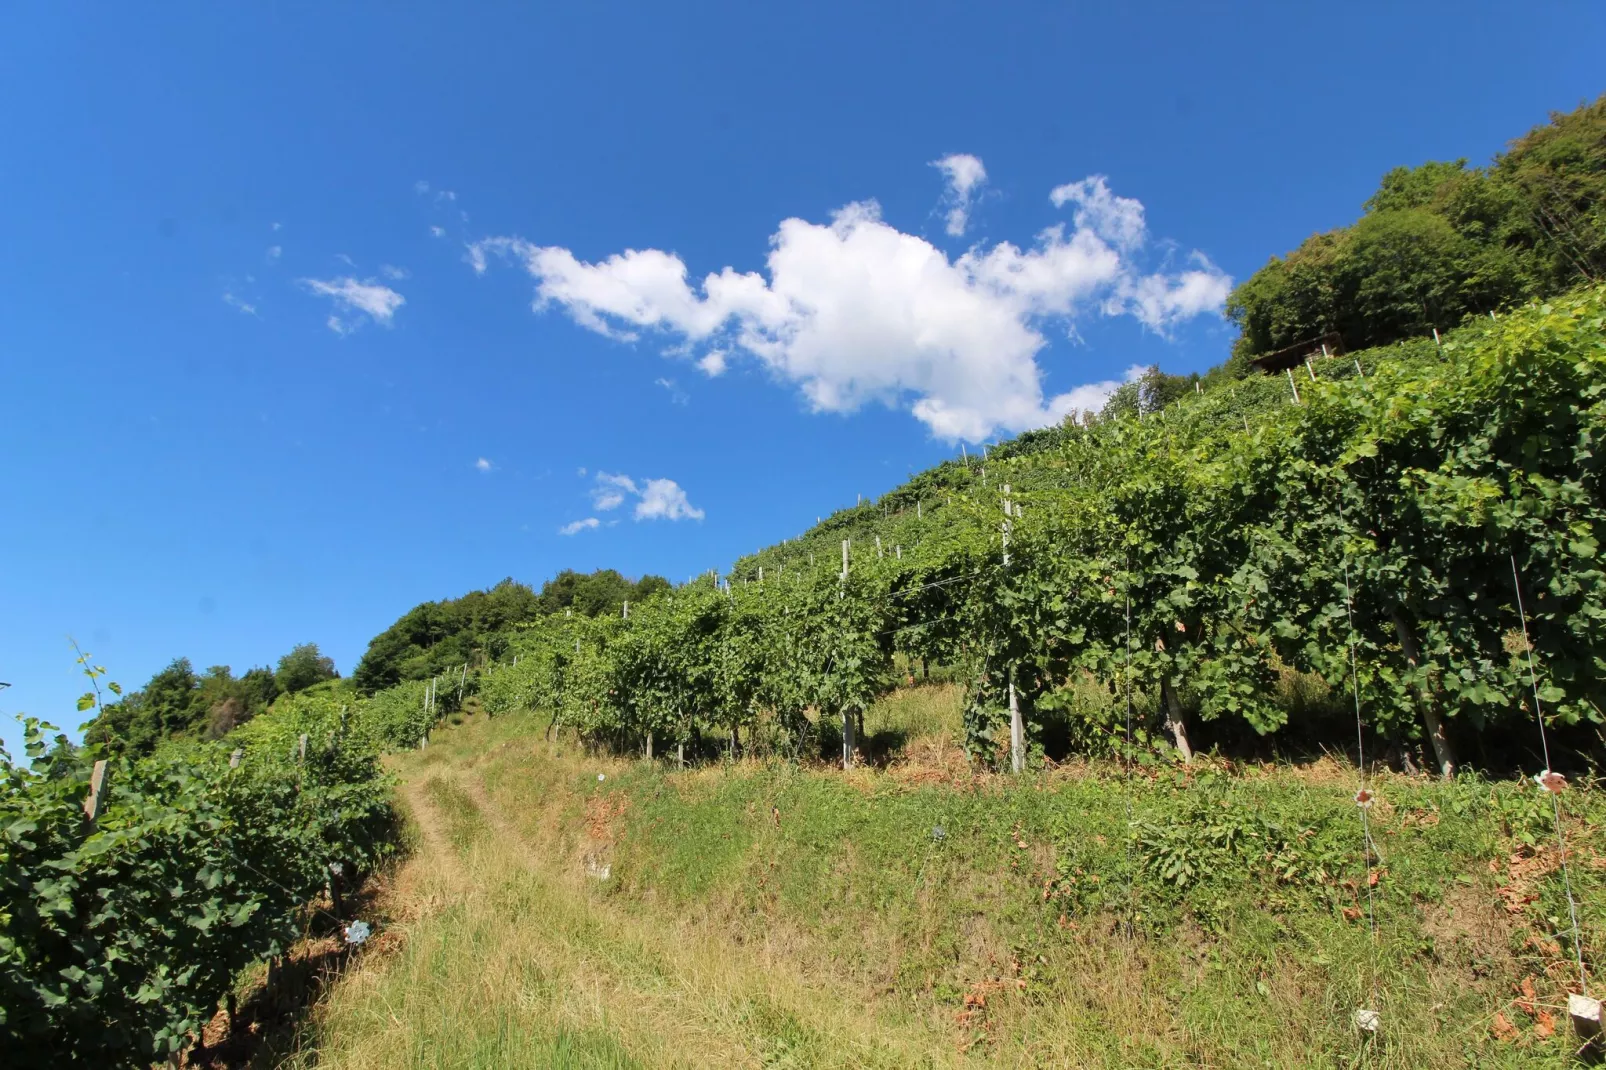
[
  {"x1": 274, "y1": 643, "x2": 338, "y2": 695},
  {"x1": 1226, "y1": 95, "x2": 1606, "y2": 364}
]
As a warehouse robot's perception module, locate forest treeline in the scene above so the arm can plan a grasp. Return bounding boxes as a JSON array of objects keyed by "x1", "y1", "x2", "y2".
[
  {"x1": 348, "y1": 569, "x2": 670, "y2": 693},
  {"x1": 1226, "y1": 94, "x2": 1605, "y2": 367},
  {"x1": 75, "y1": 570, "x2": 671, "y2": 758},
  {"x1": 80, "y1": 642, "x2": 337, "y2": 757}
]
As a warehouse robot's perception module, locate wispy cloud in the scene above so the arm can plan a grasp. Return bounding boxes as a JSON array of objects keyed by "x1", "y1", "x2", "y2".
[
  {"x1": 300, "y1": 276, "x2": 406, "y2": 334},
  {"x1": 475, "y1": 457, "x2": 493, "y2": 472},
  {"x1": 380, "y1": 264, "x2": 409, "y2": 280},
  {"x1": 654, "y1": 377, "x2": 689, "y2": 404},
  {"x1": 266, "y1": 245, "x2": 282, "y2": 262},
  {"x1": 559, "y1": 517, "x2": 601, "y2": 535},
  {"x1": 430, "y1": 226, "x2": 446, "y2": 239},
  {"x1": 591, "y1": 472, "x2": 637, "y2": 511},
  {"x1": 222, "y1": 292, "x2": 258, "y2": 317},
  {"x1": 931, "y1": 153, "x2": 988, "y2": 237}
]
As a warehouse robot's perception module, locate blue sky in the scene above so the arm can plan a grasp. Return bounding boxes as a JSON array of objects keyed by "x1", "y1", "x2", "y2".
[{"x1": 1, "y1": 2, "x2": 1601, "y2": 751}]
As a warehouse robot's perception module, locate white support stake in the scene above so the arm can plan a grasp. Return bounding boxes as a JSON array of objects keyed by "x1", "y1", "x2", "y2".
[
  {"x1": 1001, "y1": 483, "x2": 1012, "y2": 567},
  {"x1": 298, "y1": 734, "x2": 308, "y2": 762},
  {"x1": 1286, "y1": 368, "x2": 1302, "y2": 404},
  {"x1": 229, "y1": 749, "x2": 242, "y2": 769},
  {"x1": 841, "y1": 539, "x2": 849, "y2": 581},
  {"x1": 875, "y1": 535, "x2": 882, "y2": 559},
  {"x1": 1009, "y1": 676, "x2": 1024, "y2": 774},
  {"x1": 841, "y1": 709, "x2": 855, "y2": 770}
]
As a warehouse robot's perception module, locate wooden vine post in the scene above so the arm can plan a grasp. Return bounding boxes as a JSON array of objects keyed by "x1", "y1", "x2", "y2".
[{"x1": 82, "y1": 760, "x2": 109, "y2": 826}]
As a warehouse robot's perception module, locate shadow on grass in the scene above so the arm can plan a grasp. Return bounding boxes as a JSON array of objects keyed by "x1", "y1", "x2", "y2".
[{"x1": 184, "y1": 867, "x2": 397, "y2": 1069}]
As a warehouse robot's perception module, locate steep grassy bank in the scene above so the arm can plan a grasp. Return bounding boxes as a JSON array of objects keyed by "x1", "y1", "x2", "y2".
[{"x1": 288, "y1": 692, "x2": 1606, "y2": 1068}]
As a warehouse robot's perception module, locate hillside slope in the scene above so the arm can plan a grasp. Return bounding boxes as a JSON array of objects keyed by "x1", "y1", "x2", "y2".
[{"x1": 285, "y1": 697, "x2": 1601, "y2": 1068}]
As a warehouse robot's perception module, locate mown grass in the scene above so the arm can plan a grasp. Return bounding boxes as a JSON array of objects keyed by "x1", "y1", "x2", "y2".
[{"x1": 290, "y1": 689, "x2": 1606, "y2": 1067}]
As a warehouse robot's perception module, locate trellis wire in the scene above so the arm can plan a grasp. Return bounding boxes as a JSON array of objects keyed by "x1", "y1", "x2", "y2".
[
  {"x1": 1511, "y1": 553, "x2": 1589, "y2": 993},
  {"x1": 887, "y1": 570, "x2": 986, "y2": 599}
]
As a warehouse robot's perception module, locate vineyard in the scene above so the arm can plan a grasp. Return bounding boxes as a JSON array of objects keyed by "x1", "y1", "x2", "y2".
[
  {"x1": 465, "y1": 285, "x2": 1606, "y2": 780},
  {"x1": 6, "y1": 284, "x2": 1606, "y2": 1066}
]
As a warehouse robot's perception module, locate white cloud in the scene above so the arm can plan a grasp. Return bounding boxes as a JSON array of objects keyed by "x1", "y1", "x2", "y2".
[
  {"x1": 654, "y1": 377, "x2": 689, "y2": 404},
  {"x1": 1109, "y1": 254, "x2": 1233, "y2": 332},
  {"x1": 222, "y1": 292, "x2": 258, "y2": 317},
  {"x1": 559, "y1": 517, "x2": 600, "y2": 535},
  {"x1": 634, "y1": 478, "x2": 704, "y2": 521},
  {"x1": 380, "y1": 264, "x2": 409, "y2": 280},
  {"x1": 475, "y1": 457, "x2": 493, "y2": 472},
  {"x1": 266, "y1": 245, "x2": 282, "y2": 262},
  {"x1": 579, "y1": 471, "x2": 704, "y2": 522},
  {"x1": 414, "y1": 180, "x2": 431, "y2": 195},
  {"x1": 470, "y1": 172, "x2": 1228, "y2": 442},
  {"x1": 931, "y1": 153, "x2": 987, "y2": 237},
  {"x1": 430, "y1": 226, "x2": 446, "y2": 238},
  {"x1": 271, "y1": 221, "x2": 283, "y2": 232},
  {"x1": 300, "y1": 276, "x2": 406, "y2": 334},
  {"x1": 1050, "y1": 175, "x2": 1146, "y2": 251}
]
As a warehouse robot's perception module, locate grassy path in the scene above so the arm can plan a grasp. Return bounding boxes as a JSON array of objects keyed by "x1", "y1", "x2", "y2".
[{"x1": 285, "y1": 735, "x2": 962, "y2": 1069}]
